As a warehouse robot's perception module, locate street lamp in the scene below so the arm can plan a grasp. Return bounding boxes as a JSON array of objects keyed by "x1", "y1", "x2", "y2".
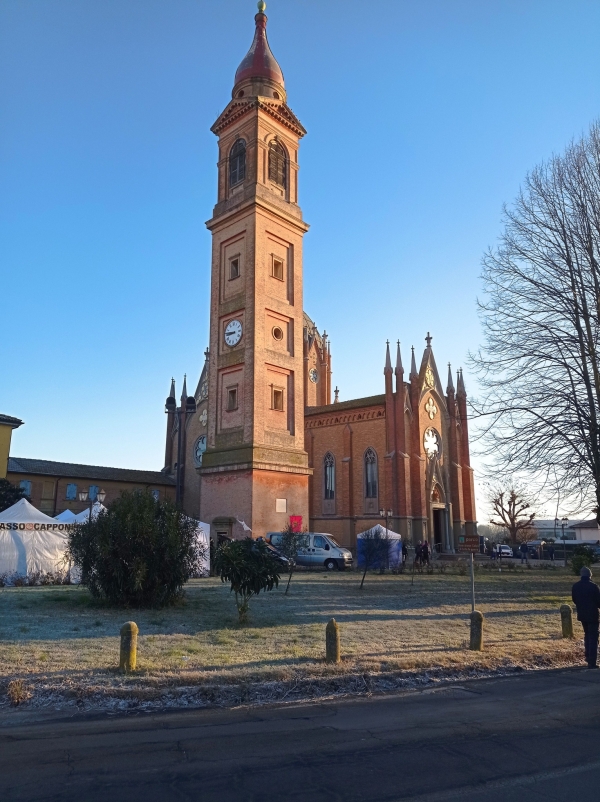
[
  {"x1": 379, "y1": 508, "x2": 393, "y2": 571},
  {"x1": 78, "y1": 487, "x2": 106, "y2": 522},
  {"x1": 379, "y1": 508, "x2": 393, "y2": 533},
  {"x1": 562, "y1": 516, "x2": 569, "y2": 566}
]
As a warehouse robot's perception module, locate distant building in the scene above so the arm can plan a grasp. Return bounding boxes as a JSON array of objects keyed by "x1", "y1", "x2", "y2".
[
  {"x1": 0, "y1": 414, "x2": 23, "y2": 479},
  {"x1": 568, "y1": 520, "x2": 600, "y2": 542},
  {"x1": 6, "y1": 458, "x2": 175, "y2": 517}
]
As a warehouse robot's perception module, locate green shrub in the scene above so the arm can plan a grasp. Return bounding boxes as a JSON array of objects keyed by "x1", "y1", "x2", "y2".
[
  {"x1": 68, "y1": 490, "x2": 204, "y2": 607},
  {"x1": 571, "y1": 546, "x2": 595, "y2": 576},
  {"x1": 214, "y1": 538, "x2": 280, "y2": 624}
]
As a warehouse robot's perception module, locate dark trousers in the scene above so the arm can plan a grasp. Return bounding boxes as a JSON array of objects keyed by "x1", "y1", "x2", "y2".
[{"x1": 582, "y1": 621, "x2": 599, "y2": 667}]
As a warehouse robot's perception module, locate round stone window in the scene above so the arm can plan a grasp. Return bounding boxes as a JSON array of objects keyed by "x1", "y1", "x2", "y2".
[{"x1": 272, "y1": 326, "x2": 284, "y2": 341}]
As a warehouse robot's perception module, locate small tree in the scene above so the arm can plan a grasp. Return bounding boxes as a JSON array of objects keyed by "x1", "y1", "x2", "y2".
[
  {"x1": 358, "y1": 526, "x2": 392, "y2": 590},
  {"x1": 571, "y1": 545, "x2": 595, "y2": 576},
  {"x1": 0, "y1": 479, "x2": 29, "y2": 513},
  {"x1": 68, "y1": 490, "x2": 204, "y2": 607},
  {"x1": 214, "y1": 538, "x2": 280, "y2": 624},
  {"x1": 488, "y1": 482, "x2": 536, "y2": 546},
  {"x1": 276, "y1": 523, "x2": 308, "y2": 594}
]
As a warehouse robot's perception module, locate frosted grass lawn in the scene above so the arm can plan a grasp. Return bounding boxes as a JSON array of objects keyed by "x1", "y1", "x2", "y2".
[{"x1": 0, "y1": 567, "x2": 583, "y2": 709}]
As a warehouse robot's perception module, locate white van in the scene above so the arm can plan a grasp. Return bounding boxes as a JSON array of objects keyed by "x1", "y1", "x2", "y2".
[{"x1": 266, "y1": 532, "x2": 353, "y2": 571}]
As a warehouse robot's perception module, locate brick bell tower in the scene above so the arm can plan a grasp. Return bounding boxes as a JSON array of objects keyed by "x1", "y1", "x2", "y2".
[{"x1": 199, "y1": 2, "x2": 311, "y2": 539}]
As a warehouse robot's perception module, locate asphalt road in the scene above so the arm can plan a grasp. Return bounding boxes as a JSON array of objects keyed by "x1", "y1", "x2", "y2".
[{"x1": 2, "y1": 668, "x2": 600, "y2": 801}]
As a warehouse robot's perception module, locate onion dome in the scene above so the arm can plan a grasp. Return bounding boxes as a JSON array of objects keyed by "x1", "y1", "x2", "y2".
[{"x1": 233, "y1": 2, "x2": 285, "y2": 98}]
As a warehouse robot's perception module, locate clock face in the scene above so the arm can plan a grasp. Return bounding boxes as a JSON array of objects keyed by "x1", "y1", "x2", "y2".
[
  {"x1": 194, "y1": 435, "x2": 207, "y2": 466},
  {"x1": 224, "y1": 319, "x2": 243, "y2": 347},
  {"x1": 309, "y1": 368, "x2": 319, "y2": 384}
]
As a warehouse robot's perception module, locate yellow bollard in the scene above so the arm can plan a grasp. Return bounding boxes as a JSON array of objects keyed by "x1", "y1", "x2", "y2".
[
  {"x1": 120, "y1": 621, "x2": 139, "y2": 672},
  {"x1": 326, "y1": 618, "x2": 341, "y2": 663},
  {"x1": 560, "y1": 604, "x2": 574, "y2": 638},
  {"x1": 469, "y1": 610, "x2": 483, "y2": 651}
]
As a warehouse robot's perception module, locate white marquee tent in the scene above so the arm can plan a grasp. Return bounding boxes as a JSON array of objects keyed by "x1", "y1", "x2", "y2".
[
  {"x1": 74, "y1": 502, "x2": 107, "y2": 523},
  {"x1": 356, "y1": 524, "x2": 403, "y2": 569},
  {"x1": 0, "y1": 499, "x2": 72, "y2": 578},
  {"x1": 54, "y1": 509, "x2": 77, "y2": 523}
]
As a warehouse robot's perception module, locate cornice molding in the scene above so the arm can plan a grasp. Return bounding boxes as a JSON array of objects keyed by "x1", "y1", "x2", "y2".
[
  {"x1": 305, "y1": 407, "x2": 386, "y2": 430},
  {"x1": 212, "y1": 99, "x2": 306, "y2": 138}
]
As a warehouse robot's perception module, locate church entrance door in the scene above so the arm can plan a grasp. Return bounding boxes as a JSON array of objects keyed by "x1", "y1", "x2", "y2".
[{"x1": 433, "y1": 508, "x2": 445, "y2": 552}]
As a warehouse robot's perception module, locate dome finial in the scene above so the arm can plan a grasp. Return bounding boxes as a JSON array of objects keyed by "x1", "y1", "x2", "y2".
[{"x1": 233, "y1": 0, "x2": 284, "y2": 92}]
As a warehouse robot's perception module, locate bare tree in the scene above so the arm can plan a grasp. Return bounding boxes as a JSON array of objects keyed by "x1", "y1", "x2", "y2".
[
  {"x1": 358, "y1": 526, "x2": 392, "y2": 590},
  {"x1": 276, "y1": 523, "x2": 308, "y2": 595},
  {"x1": 471, "y1": 121, "x2": 600, "y2": 521},
  {"x1": 488, "y1": 483, "x2": 536, "y2": 545}
]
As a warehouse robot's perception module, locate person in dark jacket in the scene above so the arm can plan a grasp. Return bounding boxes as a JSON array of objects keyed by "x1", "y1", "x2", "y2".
[{"x1": 571, "y1": 566, "x2": 600, "y2": 668}]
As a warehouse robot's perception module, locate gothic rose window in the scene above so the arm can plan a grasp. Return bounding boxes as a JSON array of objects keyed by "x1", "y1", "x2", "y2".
[
  {"x1": 268, "y1": 141, "x2": 287, "y2": 188},
  {"x1": 229, "y1": 139, "x2": 246, "y2": 186},
  {"x1": 364, "y1": 447, "x2": 378, "y2": 498},
  {"x1": 324, "y1": 452, "x2": 335, "y2": 500}
]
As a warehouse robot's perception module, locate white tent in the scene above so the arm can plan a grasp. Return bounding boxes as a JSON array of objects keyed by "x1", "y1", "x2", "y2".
[
  {"x1": 74, "y1": 502, "x2": 107, "y2": 523},
  {"x1": 0, "y1": 499, "x2": 72, "y2": 578},
  {"x1": 54, "y1": 509, "x2": 77, "y2": 523},
  {"x1": 356, "y1": 524, "x2": 403, "y2": 568},
  {"x1": 193, "y1": 520, "x2": 211, "y2": 577}
]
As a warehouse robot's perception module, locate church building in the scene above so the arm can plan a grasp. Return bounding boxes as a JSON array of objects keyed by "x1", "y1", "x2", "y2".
[{"x1": 163, "y1": 3, "x2": 477, "y2": 552}]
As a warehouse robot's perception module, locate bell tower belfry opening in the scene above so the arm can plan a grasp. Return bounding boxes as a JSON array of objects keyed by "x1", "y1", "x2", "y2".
[{"x1": 199, "y1": 3, "x2": 311, "y2": 538}]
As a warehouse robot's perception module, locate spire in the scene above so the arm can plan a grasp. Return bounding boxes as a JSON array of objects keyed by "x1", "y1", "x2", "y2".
[
  {"x1": 457, "y1": 368, "x2": 466, "y2": 397},
  {"x1": 425, "y1": 332, "x2": 432, "y2": 348},
  {"x1": 410, "y1": 346, "x2": 418, "y2": 379},
  {"x1": 204, "y1": 348, "x2": 209, "y2": 363},
  {"x1": 233, "y1": 2, "x2": 285, "y2": 95},
  {"x1": 446, "y1": 363, "x2": 455, "y2": 394},
  {"x1": 334, "y1": 386, "x2": 339, "y2": 403},
  {"x1": 395, "y1": 341, "x2": 403, "y2": 376},
  {"x1": 384, "y1": 340, "x2": 392, "y2": 374},
  {"x1": 181, "y1": 374, "x2": 188, "y2": 403},
  {"x1": 169, "y1": 378, "x2": 176, "y2": 399}
]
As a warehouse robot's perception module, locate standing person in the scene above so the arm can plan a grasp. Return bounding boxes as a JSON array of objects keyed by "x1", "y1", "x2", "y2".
[
  {"x1": 519, "y1": 541, "x2": 528, "y2": 565},
  {"x1": 401, "y1": 540, "x2": 407, "y2": 571},
  {"x1": 548, "y1": 544, "x2": 555, "y2": 563},
  {"x1": 571, "y1": 567, "x2": 600, "y2": 669},
  {"x1": 422, "y1": 540, "x2": 430, "y2": 567},
  {"x1": 415, "y1": 541, "x2": 422, "y2": 567}
]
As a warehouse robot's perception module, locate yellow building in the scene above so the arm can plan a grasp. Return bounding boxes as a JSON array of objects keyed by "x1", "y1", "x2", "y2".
[{"x1": 0, "y1": 414, "x2": 23, "y2": 480}]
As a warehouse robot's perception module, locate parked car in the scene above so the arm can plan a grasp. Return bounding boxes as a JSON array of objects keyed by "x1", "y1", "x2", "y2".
[
  {"x1": 254, "y1": 539, "x2": 292, "y2": 569},
  {"x1": 493, "y1": 544, "x2": 514, "y2": 558},
  {"x1": 265, "y1": 532, "x2": 353, "y2": 571}
]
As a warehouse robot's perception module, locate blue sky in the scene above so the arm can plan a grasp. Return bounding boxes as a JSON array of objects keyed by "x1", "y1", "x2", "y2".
[{"x1": 2, "y1": 0, "x2": 600, "y2": 498}]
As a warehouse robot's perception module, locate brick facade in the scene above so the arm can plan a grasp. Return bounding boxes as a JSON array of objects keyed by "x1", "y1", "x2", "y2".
[{"x1": 164, "y1": 8, "x2": 477, "y2": 549}]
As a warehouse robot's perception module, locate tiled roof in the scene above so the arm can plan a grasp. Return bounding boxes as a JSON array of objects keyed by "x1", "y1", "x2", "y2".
[
  {"x1": 8, "y1": 457, "x2": 175, "y2": 486},
  {"x1": 305, "y1": 395, "x2": 386, "y2": 415},
  {"x1": 572, "y1": 520, "x2": 599, "y2": 529},
  {"x1": 0, "y1": 414, "x2": 24, "y2": 428}
]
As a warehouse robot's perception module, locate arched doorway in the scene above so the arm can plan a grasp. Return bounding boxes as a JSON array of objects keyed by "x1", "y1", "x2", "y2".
[{"x1": 431, "y1": 483, "x2": 447, "y2": 552}]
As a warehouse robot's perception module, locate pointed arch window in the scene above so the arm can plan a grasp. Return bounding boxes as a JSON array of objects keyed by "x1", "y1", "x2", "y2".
[
  {"x1": 268, "y1": 141, "x2": 287, "y2": 188},
  {"x1": 229, "y1": 139, "x2": 246, "y2": 187},
  {"x1": 364, "y1": 448, "x2": 378, "y2": 498},
  {"x1": 324, "y1": 452, "x2": 335, "y2": 500}
]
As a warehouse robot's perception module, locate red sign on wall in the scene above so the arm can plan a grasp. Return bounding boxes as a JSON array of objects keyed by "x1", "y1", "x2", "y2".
[{"x1": 289, "y1": 515, "x2": 303, "y2": 532}]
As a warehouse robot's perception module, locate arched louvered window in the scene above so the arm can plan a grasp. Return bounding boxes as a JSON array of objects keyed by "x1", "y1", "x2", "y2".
[
  {"x1": 229, "y1": 139, "x2": 246, "y2": 187},
  {"x1": 364, "y1": 448, "x2": 378, "y2": 499},
  {"x1": 268, "y1": 141, "x2": 287, "y2": 188},
  {"x1": 324, "y1": 452, "x2": 335, "y2": 500}
]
